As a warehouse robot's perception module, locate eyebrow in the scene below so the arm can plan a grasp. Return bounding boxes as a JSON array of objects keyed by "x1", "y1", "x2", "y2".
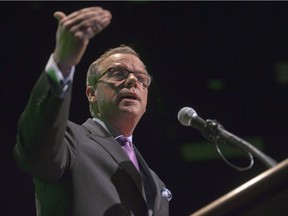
[{"x1": 112, "y1": 63, "x2": 148, "y2": 74}]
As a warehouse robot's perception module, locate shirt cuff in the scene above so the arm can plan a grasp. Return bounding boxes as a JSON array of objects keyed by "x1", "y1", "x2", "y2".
[{"x1": 45, "y1": 54, "x2": 75, "y2": 97}]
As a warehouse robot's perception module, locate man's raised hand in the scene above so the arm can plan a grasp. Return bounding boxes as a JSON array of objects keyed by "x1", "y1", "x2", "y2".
[{"x1": 53, "y1": 7, "x2": 112, "y2": 75}]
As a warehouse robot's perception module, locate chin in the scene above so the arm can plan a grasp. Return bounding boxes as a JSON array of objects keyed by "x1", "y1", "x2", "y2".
[{"x1": 119, "y1": 106, "x2": 144, "y2": 118}]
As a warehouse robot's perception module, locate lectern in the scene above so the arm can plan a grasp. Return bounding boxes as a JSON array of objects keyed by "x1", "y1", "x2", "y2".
[{"x1": 190, "y1": 159, "x2": 288, "y2": 216}]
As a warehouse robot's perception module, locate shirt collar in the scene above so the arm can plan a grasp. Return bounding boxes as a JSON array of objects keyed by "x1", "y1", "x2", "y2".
[{"x1": 93, "y1": 117, "x2": 133, "y2": 142}]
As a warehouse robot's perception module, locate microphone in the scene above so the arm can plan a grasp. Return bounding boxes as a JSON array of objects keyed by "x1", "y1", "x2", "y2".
[
  {"x1": 178, "y1": 107, "x2": 208, "y2": 132},
  {"x1": 177, "y1": 106, "x2": 277, "y2": 168},
  {"x1": 178, "y1": 107, "x2": 219, "y2": 142}
]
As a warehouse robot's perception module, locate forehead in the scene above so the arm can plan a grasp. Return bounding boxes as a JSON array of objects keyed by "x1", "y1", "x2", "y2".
[{"x1": 101, "y1": 53, "x2": 146, "y2": 72}]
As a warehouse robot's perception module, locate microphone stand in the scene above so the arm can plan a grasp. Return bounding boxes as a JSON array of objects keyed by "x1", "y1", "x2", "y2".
[{"x1": 202, "y1": 119, "x2": 278, "y2": 169}]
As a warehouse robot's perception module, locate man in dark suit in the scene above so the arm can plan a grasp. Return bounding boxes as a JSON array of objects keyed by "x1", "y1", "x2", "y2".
[{"x1": 13, "y1": 6, "x2": 171, "y2": 216}]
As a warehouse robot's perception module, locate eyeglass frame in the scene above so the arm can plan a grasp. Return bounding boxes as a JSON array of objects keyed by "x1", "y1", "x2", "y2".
[{"x1": 93, "y1": 66, "x2": 152, "y2": 88}]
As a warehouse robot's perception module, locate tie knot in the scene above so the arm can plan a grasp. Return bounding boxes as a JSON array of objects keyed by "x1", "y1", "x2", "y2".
[
  {"x1": 116, "y1": 136, "x2": 131, "y2": 146},
  {"x1": 116, "y1": 136, "x2": 139, "y2": 171}
]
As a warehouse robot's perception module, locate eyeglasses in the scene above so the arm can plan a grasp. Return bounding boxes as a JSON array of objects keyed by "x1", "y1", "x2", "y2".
[{"x1": 95, "y1": 67, "x2": 152, "y2": 88}]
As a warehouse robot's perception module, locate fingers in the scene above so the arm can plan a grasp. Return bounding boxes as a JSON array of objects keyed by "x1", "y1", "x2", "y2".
[
  {"x1": 60, "y1": 7, "x2": 111, "y2": 37},
  {"x1": 69, "y1": 11, "x2": 110, "y2": 35},
  {"x1": 53, "y1": 11, "x2": 66, "y2": 22},
  {"x1": 63, "y1": 7, "x2": 106, "y2": 21},
  {"x1": 52, "y1": 6, "x2": 112, "y2": 68}
]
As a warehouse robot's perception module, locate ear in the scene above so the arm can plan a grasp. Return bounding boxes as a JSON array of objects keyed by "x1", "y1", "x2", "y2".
[{"x1": 86, "y1": 86, "x2": 97, "y2": 102}]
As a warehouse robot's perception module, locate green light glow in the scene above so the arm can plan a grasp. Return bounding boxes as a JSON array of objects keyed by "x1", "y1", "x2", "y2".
[
  {"x1": 207, "y1": 78, "x2": 225, "y2": 91},
  {"x1": 275, "y1": 61, "x2": 288, "y2": 84},
  {"x1": 180, "y1": 137, "x2": 264, "y2": 162}
]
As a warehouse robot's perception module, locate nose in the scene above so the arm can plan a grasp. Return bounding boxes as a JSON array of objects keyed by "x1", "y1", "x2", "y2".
[{"x1": 124, "y1": 73, "x2": 138, "y2": 88}]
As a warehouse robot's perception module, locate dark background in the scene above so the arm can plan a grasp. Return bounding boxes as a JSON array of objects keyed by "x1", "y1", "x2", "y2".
[{"x1": 2, "y1": 1, "x2": 288, "y2": 216}]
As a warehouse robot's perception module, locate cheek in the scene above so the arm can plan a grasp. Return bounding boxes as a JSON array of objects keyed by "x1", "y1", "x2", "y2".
[
  {"x1": 142, "y1": 92, "x2": 148, "y2": 109},
  {"x1": 96, "y1": 86, "x2": 117, "y2": 104}
]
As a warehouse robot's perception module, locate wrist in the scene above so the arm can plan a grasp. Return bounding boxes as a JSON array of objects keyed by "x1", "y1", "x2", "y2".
[{"x1": 52, "y1": 53, "x2": 72, "y2": 78}]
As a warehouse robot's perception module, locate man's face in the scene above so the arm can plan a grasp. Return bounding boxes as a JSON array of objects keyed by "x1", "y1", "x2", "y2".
[{"x1": 94, "y1": 53, "x2": 149, "y2": 125}]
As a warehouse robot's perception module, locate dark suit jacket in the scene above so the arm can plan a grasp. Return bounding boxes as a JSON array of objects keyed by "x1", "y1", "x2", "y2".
[{"x1": 14, "y1": 72, "x2": 169, "y2": 216}]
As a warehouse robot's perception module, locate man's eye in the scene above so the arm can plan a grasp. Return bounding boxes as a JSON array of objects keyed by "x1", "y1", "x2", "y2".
[
  {"x1": 112, "y1": 70, "x2": 126, "y2": 77},
  {"x1": 108, "y1": 69, "x2": 129, "y2": 80},
  {"x1": 136, "y1": 75, "x2": 145, "y2": 83}
]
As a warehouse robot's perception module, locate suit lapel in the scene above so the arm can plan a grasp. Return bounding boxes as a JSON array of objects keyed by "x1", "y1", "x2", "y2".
[{"x1": 82, "y1": 119, "x2": 145, "y2": 201}]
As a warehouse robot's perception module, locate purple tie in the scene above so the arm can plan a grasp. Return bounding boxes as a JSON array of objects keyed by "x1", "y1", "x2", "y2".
[{"x1": 117, "y1": 136, "x2": 140, "y2": 172}]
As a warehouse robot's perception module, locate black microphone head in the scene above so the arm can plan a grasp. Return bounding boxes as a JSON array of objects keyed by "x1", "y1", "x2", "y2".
[{"x1": 177, "y1": 107, "x2": 197, "y2": 126}]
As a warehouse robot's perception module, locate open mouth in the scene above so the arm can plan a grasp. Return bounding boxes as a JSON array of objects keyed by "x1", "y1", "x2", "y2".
[
  {"x1": 121, "y1": 96, "x2": 137, "y2": 100},
  {"x1": 120, "y1": 93, "x2": 139, "y2": 101},
  {"x1": 124, "y1": 95, "x2": 137, "y2": 99}
]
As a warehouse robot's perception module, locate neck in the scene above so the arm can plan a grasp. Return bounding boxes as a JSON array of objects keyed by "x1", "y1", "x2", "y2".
[
  {"x1": 110, "y1": 117, "x2": 138, "y2": 136},
  {"x1": 96, "y1": 115, "x2": 139, "y2": 137}
]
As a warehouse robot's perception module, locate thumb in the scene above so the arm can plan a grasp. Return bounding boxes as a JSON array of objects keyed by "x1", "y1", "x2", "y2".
[{"x1": 53, "y1": 11, "x2": 66, "y2": 22}]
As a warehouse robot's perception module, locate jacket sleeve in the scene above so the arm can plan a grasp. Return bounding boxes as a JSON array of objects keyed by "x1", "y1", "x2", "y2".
[{"x1": 13, "y1": 70, "x2": 74, "y2": 183}]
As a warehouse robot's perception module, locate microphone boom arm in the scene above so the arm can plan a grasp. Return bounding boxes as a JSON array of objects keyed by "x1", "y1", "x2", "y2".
[{"x1": 203, "y1": 119, "x2": 278, "y2": 169}]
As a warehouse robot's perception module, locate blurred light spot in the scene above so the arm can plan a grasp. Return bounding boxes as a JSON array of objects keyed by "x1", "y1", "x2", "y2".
[
  {"x1": 275, "y1": 61, "x2": 288, "y2": 84},
  {"x1": 180, "y1": 137, "x2": 264, "y2": 162},
  {"x1": 207, "y1": 78, "x2": 225, "y2": 91}
]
